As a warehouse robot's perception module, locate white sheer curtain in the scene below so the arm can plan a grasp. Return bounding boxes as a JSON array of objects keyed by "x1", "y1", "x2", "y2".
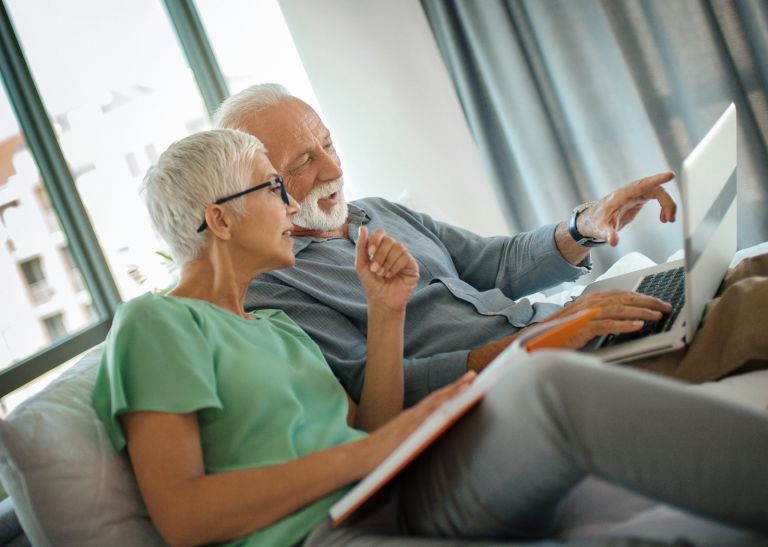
[{"x1": 422, "y1": 0, "x2": 768, "y2": 265}]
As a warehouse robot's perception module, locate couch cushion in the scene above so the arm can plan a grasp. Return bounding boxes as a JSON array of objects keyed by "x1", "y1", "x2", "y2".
[{"x1": 0, "y1": 345, "x2": 165, "y2": 547}]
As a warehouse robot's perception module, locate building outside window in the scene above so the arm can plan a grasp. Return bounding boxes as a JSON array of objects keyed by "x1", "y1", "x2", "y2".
[
  {"x1": 18, "y1": 255, "x2": 52, "y2": 304},
  {"x1": 0, "y1": 0, "x2": 318, "y2": 413},
  {"x1": 41, "y1": 312, "x2": 67, "y2": 343},
  {"x1": 59, "y1": 245, "x2": 85, "y2": 293},
  {"x1": 32, "y1": 183, "x2": 60, "y2": 233},
  {"x1": 6, "y1": 0, "x2": 208, "y2": 302},
  {"x1": 0, "y1": 86, "x2": 95, "y2": 375}
]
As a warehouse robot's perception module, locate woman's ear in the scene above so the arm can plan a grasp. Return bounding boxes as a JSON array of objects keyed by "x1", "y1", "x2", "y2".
[{"x1": 204, "y1": 205, "x2": 233, "y2": 240}]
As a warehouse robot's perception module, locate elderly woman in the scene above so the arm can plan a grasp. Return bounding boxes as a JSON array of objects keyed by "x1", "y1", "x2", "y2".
[{"x1": 93, "y1": 129, "x2": 768, "y2": 547}]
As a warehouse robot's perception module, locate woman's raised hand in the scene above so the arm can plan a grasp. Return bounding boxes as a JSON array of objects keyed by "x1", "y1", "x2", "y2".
[{"x1": 355, "y1": 226, "x2": 419, "y2": 312}]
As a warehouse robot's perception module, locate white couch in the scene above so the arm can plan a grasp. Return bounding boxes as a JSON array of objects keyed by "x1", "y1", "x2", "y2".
[{"x1": 1, "y1": 244, "x2": 767, "y2": 546}]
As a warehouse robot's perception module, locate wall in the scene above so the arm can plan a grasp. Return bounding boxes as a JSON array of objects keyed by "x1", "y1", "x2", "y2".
[{"x1": 278, "y1": 0, "x2": 509, "y2": 236}]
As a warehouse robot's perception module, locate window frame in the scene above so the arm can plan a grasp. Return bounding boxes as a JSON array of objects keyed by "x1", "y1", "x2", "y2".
[{"x1": 0, "y1": 0, "x2": 227, "y2": 397}]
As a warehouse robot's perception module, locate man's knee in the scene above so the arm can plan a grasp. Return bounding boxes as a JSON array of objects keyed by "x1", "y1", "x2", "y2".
[
  {"x1": 490, "y1": 350, "x2": 604, "y2": 409},
  {"x1": 517, "y1": 350, "x2": 603, "y2": 384}
]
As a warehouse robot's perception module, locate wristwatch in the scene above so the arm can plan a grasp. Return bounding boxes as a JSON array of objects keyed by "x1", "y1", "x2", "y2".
[{"x1": 568, "y1": 203, "x2": 606, "y2": 247}]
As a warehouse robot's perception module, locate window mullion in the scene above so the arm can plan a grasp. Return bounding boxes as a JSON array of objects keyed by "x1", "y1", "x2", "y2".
[
  {"x1": 162, "y1": 0, "x2": 229, "y2": 116},
  {"x1": 0, "y1": 1, "x2": 121, "y2": 319},
  {"x1": 0, "y1": 319, "x2": 111, "y2": 398}
]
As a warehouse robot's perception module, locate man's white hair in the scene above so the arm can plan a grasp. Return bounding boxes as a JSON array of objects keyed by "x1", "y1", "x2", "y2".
[
  {"x1": 214, "y1": 83, "x2": 292, "y2": 131},
  {"x1": 142, "y1": 129, "x2": 265, "y2": 265}
]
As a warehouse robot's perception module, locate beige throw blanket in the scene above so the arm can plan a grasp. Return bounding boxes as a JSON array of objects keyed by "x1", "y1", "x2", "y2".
[{"x1": 630, "y1": 253, "x2": 768, "y2": 382}]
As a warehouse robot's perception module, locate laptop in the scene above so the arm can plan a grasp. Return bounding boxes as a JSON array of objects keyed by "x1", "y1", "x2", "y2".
[{"x1": 582, "y1": 103, "x2": 737, "y2": 362}]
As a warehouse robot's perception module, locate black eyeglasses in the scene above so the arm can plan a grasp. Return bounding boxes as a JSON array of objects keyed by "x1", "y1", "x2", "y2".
[{"x1": 197, "y1": 177, "x2": 289, "y2": 233}]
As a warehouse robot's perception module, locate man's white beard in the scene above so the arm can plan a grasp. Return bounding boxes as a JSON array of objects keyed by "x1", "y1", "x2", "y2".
[{"x1": 291, "y1": 179, "x2": 348, "y2": 231}]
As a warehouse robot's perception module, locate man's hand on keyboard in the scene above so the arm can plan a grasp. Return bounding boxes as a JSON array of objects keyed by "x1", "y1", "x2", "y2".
[
  {"x1": 546, "y1": 290, "x2": 674, "y2": 349},
  {"x1": 467, "y1": 290, "x2": 673, "y2": 373}
]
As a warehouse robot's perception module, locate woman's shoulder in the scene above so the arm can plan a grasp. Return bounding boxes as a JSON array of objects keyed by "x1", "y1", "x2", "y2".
[
  {"x1": 118, "y1": 291, "x2": 179, "y2": 316},
  {"x1": 102, "y1": 294, "x2": 212, "y2": 373},
  {"x1": 117, "y1": 298, "x2": 310, "y2": 341},
  {"x1": 113, "y1": 292, "x2": 202, "y2": 331}
]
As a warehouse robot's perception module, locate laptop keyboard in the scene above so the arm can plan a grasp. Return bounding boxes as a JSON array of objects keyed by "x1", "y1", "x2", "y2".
[{"x1": 600, "y1": 266, "x2": 686, "y2": 348}]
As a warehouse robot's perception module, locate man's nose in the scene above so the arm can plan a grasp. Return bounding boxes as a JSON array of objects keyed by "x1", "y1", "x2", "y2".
[{"x1": 317, "y1": 148, "x2": 343, "y2": 181}]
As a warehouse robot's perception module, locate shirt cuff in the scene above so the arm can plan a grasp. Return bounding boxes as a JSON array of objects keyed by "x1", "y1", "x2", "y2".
[{"x1": 544, "y1": 223, "x2": 592, "y2": 277}]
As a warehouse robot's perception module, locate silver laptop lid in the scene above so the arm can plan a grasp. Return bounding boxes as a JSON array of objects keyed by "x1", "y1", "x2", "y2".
[{"x1": 681, "y1": 103, "x2": 737, "y2": 343}]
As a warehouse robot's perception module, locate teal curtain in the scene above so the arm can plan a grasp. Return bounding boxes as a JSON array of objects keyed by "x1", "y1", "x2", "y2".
[{"x1": 422, "y1": 0, "x2": 768, "y2": 264}]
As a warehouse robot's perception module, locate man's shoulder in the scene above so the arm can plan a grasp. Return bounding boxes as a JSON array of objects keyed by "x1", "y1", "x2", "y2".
[
  {"x1": 351, "y1": 196, "x2": 395, "y2": 210},
  {"x1": 352, "y1": 196, "x2": 420, "y2": 220}
]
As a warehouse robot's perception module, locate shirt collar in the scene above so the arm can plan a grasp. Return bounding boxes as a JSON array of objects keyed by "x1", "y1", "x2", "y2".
[{"x1": 290, "y1": 202, "x2": 372, "y2": 254}]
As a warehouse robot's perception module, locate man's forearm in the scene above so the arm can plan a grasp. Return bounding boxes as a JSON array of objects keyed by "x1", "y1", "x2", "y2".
[
  {"x1": 554, "y1": 220, "x2": 591, "y2": 265},
  {"x1": 466, "y1": 331, "x2": 521, "y2": 373}
]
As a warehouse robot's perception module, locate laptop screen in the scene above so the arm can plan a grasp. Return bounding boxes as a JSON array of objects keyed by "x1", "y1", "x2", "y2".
[{"x1": 681, "y1": 103, "x2": 737, "y2": 342}]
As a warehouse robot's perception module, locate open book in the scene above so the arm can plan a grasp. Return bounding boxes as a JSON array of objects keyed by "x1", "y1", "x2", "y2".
[{"x1": 329, "y1": 308, "x2": 600, "y2": 525}]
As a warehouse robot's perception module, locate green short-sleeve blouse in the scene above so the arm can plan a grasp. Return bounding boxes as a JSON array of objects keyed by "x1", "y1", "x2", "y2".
[{"x1": 92, "y1": 292, "x2": 366, "y2": 547}]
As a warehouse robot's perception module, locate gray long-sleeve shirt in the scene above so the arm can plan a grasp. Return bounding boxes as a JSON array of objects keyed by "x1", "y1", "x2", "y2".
[{"x1": 245, "y1": 197, "x2": 590, "y2": 406}]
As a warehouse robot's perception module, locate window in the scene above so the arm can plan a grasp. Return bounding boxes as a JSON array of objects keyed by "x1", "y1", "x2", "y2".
[
  {"x1": 0, "y1": 79, "x2": 99, "y2": 378},
  {"x1": 194, "y1": 0, "x2": 320, "y2": 107},
  {"x1": 0, "y1": 1, "x2": 316, "y2": 406},
  {"x1": 19, "y1": 256, "x2": 53, "y2": 305},
  {"x1": 41, "y1": 313, "x2": 67, "y2": 343},
  {"x1": 19, "y1": 255, "x2": 45, "y2": 285},
  {"x1": 6, "y1": 0, "x2": 208, "y2": 301}
]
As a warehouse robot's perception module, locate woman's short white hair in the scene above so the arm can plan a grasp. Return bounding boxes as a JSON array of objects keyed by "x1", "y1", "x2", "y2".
[
  {"x1": 213, "y1": 83, "x2": 291, "y2": 131},
  {"x1": 142, "y1": 129, "x2": 265, "y2": 265}
]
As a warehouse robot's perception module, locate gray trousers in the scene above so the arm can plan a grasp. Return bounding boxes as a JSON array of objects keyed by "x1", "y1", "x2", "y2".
[{"x1": 305, "y1": 352, "x2": 768, "y2": 545}]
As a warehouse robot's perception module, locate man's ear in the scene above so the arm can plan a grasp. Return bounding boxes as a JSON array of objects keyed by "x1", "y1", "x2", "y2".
[{"x1": 204, "y1": 204, "x2": 233, "y2": 240}]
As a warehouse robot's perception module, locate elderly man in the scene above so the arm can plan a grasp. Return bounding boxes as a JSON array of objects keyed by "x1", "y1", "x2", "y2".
[{"x1": 214, "y1": 84, "x2": 678, "y2": 406}]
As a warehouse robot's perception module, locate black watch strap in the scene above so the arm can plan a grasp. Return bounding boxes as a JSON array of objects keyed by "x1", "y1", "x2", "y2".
[{"x1": 568, "y1": 205, "x2": 606, "y2": 247}]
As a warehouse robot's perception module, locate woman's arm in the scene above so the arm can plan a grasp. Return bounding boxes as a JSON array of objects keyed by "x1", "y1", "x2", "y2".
[
  {"x1": 352, "y1": 227, "x2": 419, "y2": 430},
  {"x1": 123, "y1": 410, "x2": 367, "y2": 546},
  {"x1": 122, "y1": 377, "x2": 472, "y2": 547}
]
